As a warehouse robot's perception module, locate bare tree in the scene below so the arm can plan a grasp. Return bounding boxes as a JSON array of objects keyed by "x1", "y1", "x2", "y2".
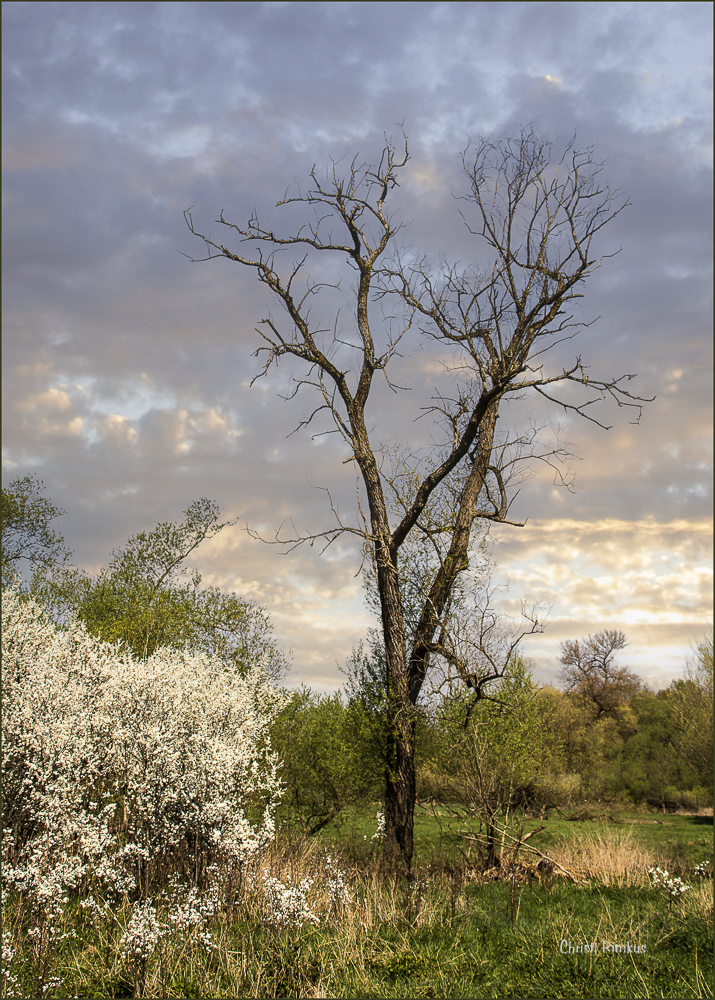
[
  {"x1": 558, "y1": 630, "x2": 642, "y2": 717},
  {"x1": 184, "y1": 128, "x2": 650, "y2": 872}
]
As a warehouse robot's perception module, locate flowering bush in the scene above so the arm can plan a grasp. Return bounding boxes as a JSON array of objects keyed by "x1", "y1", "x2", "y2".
[
  {"x1": 120, "y1": 900, "x2": 167, "y2": 963},
  {"x1": 2, "y1": 587, "x2": 286, "y2": 903},
  {"x1": 324, "y1": 854, "x2": 351, "y2": 914},
  {"x1": 372, "y1": 810, "x2": 386, "y2": 842},
  {"x1": 262, "y1": 871, "x2": 320, "y2": 929},
  {"x1": 2, "y1": 931, "x2": 20, "y2": 995},
  {"x1": 647, "y1": 866, "x2": 691, "y2": 901}
]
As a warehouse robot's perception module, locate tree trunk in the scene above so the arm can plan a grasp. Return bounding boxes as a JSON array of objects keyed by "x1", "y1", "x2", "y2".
[
  {"x1": 351, "y1": 415, "x2": 415, "y2": 873},
  {"x1": 485, "y1": 814, "x2": 500, "y2": 868},
  {"x1": 376, "y1": 538, "x2": 415, "y2": 874},
  {"x1": 382, "y1": 675, "x2": 417, "y2": 873},
  {"x1": 183, "y1": 135, "x2": 647, "y2": 881},
  {"x1": 381, "y1": 397, "x2": 501, "y2": 874}
]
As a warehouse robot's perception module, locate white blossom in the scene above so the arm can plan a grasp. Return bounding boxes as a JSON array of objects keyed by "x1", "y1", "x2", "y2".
[
  {"x1": 2, "y1": 587, "x2": 286, "y2": 905},
  {"x1": 262, "y1": 871, "x2": 319, "y2": 929},
  {"x1": 324, "y1": 854, "x2": 350, "y2": 912},
  {"x1": 120, "y1": 899, "x2": 167, "y2": 962},
  {"x1": 371, "y1": 810, "x2": 385, "y2": 842},
  {"x1": 2, "y1": 931, "x2": 19, "y2": 993},
  {"x1": 647, "y1": 866, "x2": 691, "y2": 898}
]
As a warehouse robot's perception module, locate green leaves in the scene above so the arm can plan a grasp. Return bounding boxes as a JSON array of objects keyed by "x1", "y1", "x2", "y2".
[
  {"x1": 1, "y1": 476, "x2": 72, "y2": 589},
  {"x1": 441, "y1": 658, "x2": 556, "y2": 795},
  {"x1": 669, "y1": 635, "x2": 714, "y2": 790},
  {"x1": 417, "y1": 657, "x2": 559, "y2": 865},
  {"x1": 29, "y1": 497, "x2": 287, "y2": 680},
  {"x1": 105, "y1": 498, "x2": 228, "y2": 595},
  {"x1": 271, "y1": 688, "x2": 383, "y2": 836}
]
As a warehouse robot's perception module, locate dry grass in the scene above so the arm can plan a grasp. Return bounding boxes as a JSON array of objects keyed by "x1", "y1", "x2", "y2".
[
  {"x1": 682, "y1": 879, "x2": 715, "y2": 921},
  {"x1": 549, "y1": 824, "x2": 658, "y2": 886},
  {"x1": 5, "y1": 830, "x2": 710, "y2": 998}
]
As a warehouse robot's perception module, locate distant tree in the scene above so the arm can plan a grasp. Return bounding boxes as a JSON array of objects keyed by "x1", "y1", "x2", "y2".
[
  {"x1": 686, "y1": 632, "x2": 714, "y2": 697},
  {"x1": 1, "y1": 476, "x2": 71, "y2": 589},
  {"x1": 616, "y1": 690, "x2": 686, "y2": 809},
  {"x1": 668, "y1": 633, "x2": 714, "y2": 792},
  {"x1": 341, "y1": 637, "x2": 391, "y2": 779},
  {"x1": 427, "y1": 657, "x2": 557, "y2": 866},
  {"x1": 271, "y1": 687, "x2": 382, "y2": 836},
  {"x1": 558, "y1": 630, "x2": 642, "y2": 718},
  {"x1": 342, "y1": 637, "x2": 438, "y2": 807}
]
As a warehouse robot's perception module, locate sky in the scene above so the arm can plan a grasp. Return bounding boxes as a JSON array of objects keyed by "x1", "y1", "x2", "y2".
[{"x1": 2, "y1": 1, "x2": 712, "y2": 692}]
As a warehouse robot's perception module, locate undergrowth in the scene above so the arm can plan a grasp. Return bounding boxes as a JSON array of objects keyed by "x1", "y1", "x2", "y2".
[{"x1": 2, "y1": 827, "x2": 712, "y2": 999}]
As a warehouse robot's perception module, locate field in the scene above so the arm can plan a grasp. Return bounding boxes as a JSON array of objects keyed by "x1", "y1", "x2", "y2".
[
  {"x1": 327, "y1": 802, "x2": 715, "y2": 872},
  {"x1": 3, "y1": 805, "x2": 712, "y2": 999}
]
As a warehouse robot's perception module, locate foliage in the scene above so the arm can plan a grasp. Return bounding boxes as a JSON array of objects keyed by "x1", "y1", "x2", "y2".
[
  {"x1": 611, "y1": 692, "x2": 679, "y2": 806},
  {"x1": 0, "y1": 475, "x2": 72, "y2": 589},
  {"x1": 424, "y1": 658, "x2": 558, "y2": 864},
  {"x1": 2, "y1": 586, "x2": 286, "y2": 912},
  {"x1": 533, "y1": 667, "x2": 713, "y2": 812},
  {"x1": 37, "y1": 498, "x2": 288, "y2": 681},
  {"x1": 668, "y1": 633, "x2": 714, "y2": 791},
  {"x1": 529, "y1": 685, "x2": 611, "y2": 805},
  {"x1": 271, "y1": 687, "x2": 383, "y2": 836},
  {"x1": 342, "y1": 638, "x2": 443, "y2": 800}
]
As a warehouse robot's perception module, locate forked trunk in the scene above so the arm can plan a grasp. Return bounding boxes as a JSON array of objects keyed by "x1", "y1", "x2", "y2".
[{"x1": 381, "y1": 398, "x2": 501, "y2": 874}]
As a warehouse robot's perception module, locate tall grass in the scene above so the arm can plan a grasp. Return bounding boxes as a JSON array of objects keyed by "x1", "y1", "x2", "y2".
[
  {"x1": 2, "y1": 826, "x2": 712, "y2": 998},
  {"x1": 550, "y1": 824, "x2": 659, "y2": 887}
]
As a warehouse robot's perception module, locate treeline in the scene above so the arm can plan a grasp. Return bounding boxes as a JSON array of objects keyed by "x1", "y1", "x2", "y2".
[
  {"x1": 3, "y1": 476, "x2": 712, "y2": 851},
  {"x1": 271, "y1": 636, "x2": 713, "y2": 842}
]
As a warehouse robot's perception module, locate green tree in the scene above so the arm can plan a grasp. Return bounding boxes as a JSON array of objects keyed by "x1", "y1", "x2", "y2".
[
  {"x1": 669, "y1": 634, "x2": 714, "y2": 793},
  {"x1": 615, "y1": 690, "x2": 684, "y2": 809},
  {"x1": 342, "y1": 637, "x2": 439, "y2": 814},
  {"x1": 44, "y1": 499, "x2": 288, "y2": 681},
  {"x1": 427, "y1": 658, "x2": 557, "y2": 866},
  {"x1": 535, "y1": 683, "x2": 644, "y2": 806},
  {"x1": 271, "y1": 687, "x2": 382, "y2": 836},
  {"x1": 1, "y1": 476, "x2": 71, "y2": 589},
  {"x1": 342, "y1": 638, "x2": 391, "y2": 780}
]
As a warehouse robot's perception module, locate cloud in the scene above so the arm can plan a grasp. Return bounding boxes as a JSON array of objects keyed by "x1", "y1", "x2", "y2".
[
  {"x1": 488, "y1": 517, "x2": 712, "y2": 689},
  {"x1": 2, "y1": 1, "x2": 711, "y2": 688}
]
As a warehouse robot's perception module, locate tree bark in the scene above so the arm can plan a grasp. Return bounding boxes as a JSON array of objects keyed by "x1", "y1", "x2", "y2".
[{"x1": 380, "y1": 397, "x2": 501, "y2": 873}]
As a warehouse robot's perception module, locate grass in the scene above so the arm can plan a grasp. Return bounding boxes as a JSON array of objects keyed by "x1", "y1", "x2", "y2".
[
  {"x1": 3, "y1": 809, "x2": 712, "y2": 998},
  {"x1": 325, "y1": 801, "x2": 714, "y2": 872}
]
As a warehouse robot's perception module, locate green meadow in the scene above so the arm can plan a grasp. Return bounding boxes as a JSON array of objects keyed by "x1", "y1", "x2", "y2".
[{"x1": 3, "y1": 806, "x2": 712, "y2": 999}]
